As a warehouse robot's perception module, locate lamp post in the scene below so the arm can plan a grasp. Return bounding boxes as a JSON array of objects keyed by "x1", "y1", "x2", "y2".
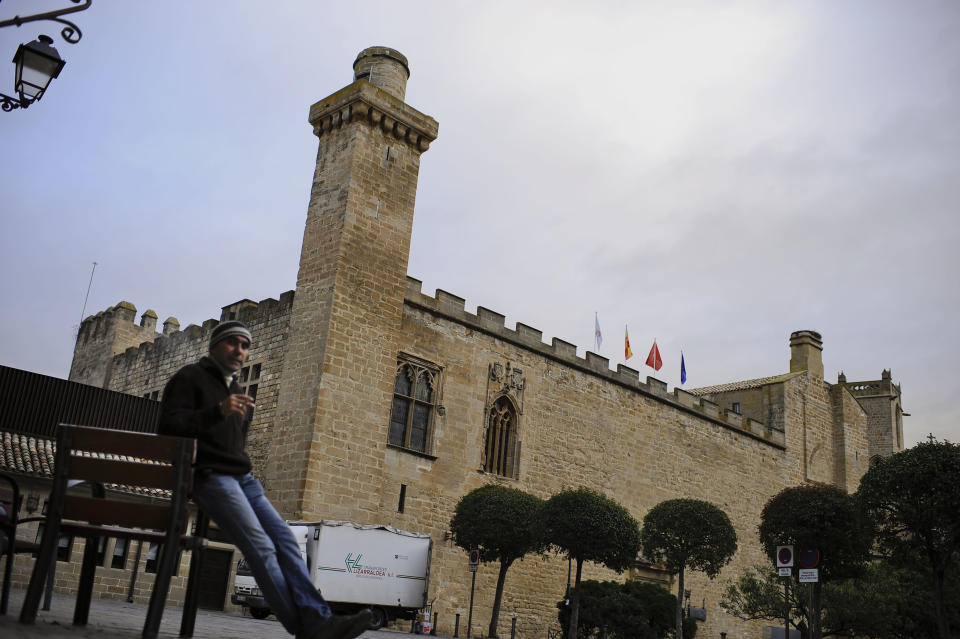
[
  {"x1": 0, "y1": 0, "x2": 91, "y2": 111},
  {"x1": 1, "y1": 34, "x2": 64, "y2": 110}
]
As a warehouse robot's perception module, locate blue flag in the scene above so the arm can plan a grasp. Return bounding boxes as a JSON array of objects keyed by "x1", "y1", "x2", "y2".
[{"x1": 680, "y1": 352, "x2": 687, "y2": 385}]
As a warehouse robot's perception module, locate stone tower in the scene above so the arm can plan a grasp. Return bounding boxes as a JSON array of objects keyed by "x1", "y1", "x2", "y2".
[
  {"x1": 840, "y1": 368, "x2": 905, "y2": 459},
  {"x1": 69, "y1": 301, "x2": 165, "y2": 387},
  {"x1": 266, "y1": 47, "x2": 438, "y2": 517}
]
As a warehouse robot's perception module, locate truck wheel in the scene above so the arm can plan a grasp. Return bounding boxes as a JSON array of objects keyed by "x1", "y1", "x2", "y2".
[
  {"x1": 369, "y1": 607, "x2": 388, "y2": 630},
  {"x1": 250, "y1": 607, "x2": 271, "y2": 620}
]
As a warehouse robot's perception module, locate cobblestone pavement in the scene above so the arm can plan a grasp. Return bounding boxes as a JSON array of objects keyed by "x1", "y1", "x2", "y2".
[{"x1": 0, "y1": 588, "x2": 398, "y2": 639}]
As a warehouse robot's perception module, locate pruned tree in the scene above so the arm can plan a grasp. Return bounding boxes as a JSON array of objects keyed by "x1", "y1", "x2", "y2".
[
  {"x1": 640, "y1": 499, "x2": 737, "y2": 639},
  {"x1": 542, "y1": 487, "x2": 641, "y2": 639},
  {"x1": 556, "y1": 579, "x2": 691, "y2": 639},
  {"x1": 449, "y1": 484, "x2": 546, "y2": 638},
  {"x1": 856, "y1": 438, "x2": 960, "y2": 639},
  {"x1": 758, "y1": 484, "x2": 872, "y2": 639}
]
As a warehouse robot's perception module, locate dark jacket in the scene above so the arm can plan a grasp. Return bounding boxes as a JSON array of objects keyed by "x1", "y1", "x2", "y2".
[{"x1": 158, "y1": 356, "x2": 252, "y2": 476}]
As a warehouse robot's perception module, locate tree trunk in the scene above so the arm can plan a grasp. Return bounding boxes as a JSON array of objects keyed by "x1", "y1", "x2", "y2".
[
  {"x1": 809, "y1": 581, "x2": 821, "y2": 639},
  {"x1": 565, "y1": 559, "x2": 584, "y2": 639},
  {"x1": 932, "y1": 566, "x2": 950, "y2": 639},
  {"x1": 488, "y1": 559, "x2": 512, "y2": 638},
  {"x1": 675, "y1": 567, "x2": 684, "y2": 639}
]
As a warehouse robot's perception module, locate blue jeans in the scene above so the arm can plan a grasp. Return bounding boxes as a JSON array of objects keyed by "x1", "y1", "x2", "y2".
[{"x1": 192, "y1": 472, "x2": 331, "y2": 636}]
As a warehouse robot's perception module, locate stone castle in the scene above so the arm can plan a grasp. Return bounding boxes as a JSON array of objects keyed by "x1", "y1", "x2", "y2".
[{"x1": 66, "y1": 47, "x2": 904, "y2": 638}]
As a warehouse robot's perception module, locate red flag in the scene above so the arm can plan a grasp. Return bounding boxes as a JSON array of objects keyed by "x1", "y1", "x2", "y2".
[{"x1": 645, "y1": 340, "x2": 662, "y2": 371}]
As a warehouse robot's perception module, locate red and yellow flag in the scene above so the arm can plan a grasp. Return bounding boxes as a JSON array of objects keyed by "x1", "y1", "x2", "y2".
[{"x1": 625, "y1": 326, "x2": 633, "y2": 360}]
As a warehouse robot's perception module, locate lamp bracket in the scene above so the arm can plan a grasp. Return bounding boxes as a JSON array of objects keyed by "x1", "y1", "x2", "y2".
[
  {"x1": 0, "y1": 91, "x2": 26, "y2": 111},
  {"x1": 0, "y1": 0, "x2": 92, "y2": 44}
]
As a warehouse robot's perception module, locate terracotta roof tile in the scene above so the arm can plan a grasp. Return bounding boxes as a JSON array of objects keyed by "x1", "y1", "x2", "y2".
[
  {"x1": 687, "y1": 371, "x2": 803, "y2": 396},
  {"x1": 0, "y1": 429, "x2": 169, "y2": 499}
]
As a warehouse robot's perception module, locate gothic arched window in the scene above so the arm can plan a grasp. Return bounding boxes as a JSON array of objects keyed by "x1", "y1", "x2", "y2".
[
  {"x1": 389, "y1": 356, "x2": 441, "y2": 454},
  {"x1": 484, "y1": 396, "x2": 519, "y2": 478}
]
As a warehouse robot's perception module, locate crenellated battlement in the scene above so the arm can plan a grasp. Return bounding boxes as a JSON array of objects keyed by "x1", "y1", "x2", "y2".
[
  {"x1": 134, "y1": 291, "x2": 296, "y2": 355},
  {"x1": 71, "y1": 292, "x2": 297, "y2": 389},
  {"x1": 76, "y1": 301, "x2": 137, "y2": 342},
  {"x1": 403, "y1": 277, "x2": 782, "y2": 447},
  {"x1": 839, "y1": 369, "x2": 901, "y2": 398},
  {"x1": 80, "y1": 292, "x2": 294, "y2": 349}
]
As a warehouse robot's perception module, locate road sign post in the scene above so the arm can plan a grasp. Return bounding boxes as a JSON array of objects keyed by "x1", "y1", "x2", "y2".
[
  {"x1": 776, "y1": 545, "x2": 794, "y2": 637},
  {"x1": 798, "y1": 548, "x2": 821, "y2": 639},
  {"x1": 467, "y1": 550, "x2": 479, "y2": 638}
]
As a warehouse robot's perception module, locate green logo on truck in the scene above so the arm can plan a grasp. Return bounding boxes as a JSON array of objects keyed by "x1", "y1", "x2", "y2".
[{"x1": 345, "y1": 552, "x2": 363, "y2": 573}]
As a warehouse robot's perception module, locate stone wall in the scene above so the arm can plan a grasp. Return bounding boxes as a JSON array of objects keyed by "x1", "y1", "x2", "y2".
[
  {"x1": 74, "y1": 292, "x2": 295, "y2": 479},
  {"x1": 830, "y1": 382, "x2": 871, "y2": 493},
  {"x1": 699, "y1": 372, "x2": 872, "y2": 491},
  {"x1": 696, "y1": 379, "x2": 792, "y2": 434},
  {"x1": 781, "y1": 375, "x2": 841, "y2": 487},
  {"x1": 328, "y1": 286, "x2": 869, "y2": 639}
]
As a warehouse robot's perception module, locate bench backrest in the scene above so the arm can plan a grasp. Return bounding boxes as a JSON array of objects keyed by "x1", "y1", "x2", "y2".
[{"x1": 52, "y1": 425, "x2": 196, "y2": 533}]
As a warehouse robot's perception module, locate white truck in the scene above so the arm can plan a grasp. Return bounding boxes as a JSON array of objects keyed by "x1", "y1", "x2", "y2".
[{"x1": 231, "y1": 520, "x2": 432, "y2": 629}]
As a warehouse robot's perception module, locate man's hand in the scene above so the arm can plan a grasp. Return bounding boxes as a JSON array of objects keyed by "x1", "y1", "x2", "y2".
[{"x1": 219, "y1": 393, "x2": 255, "y2": 417}]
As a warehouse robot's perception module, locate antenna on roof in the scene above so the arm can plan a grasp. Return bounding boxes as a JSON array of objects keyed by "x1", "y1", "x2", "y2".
[{"x1": 74, "y1": 261, "x2": 98, "y2": 337}]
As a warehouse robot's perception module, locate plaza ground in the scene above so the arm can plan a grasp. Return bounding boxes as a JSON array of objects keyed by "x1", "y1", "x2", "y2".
[{"x1": 0, "y1": 588, "x2": 412, "y2": 639}]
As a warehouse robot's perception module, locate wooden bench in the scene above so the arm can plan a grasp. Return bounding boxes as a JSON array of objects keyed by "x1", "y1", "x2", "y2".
[{"x1": 18, "y1": 424, "x2": 206, "y2": 639}]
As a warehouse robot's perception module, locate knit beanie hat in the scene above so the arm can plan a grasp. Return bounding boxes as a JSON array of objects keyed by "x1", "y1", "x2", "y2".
[{"x1": 209, "y1": 321, "x2": 252, "y2": 349}]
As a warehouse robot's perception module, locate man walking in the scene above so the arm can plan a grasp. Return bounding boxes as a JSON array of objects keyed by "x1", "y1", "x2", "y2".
[{"x1": 159, "y1": 320, "x2": 371, "y2": 639}]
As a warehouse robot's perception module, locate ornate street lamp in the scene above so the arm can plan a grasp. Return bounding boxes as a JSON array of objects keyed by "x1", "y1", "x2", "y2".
[
  {"x1": 1, "y1": 34, "x2": 65, "y2": 109},
  {"x1": 0, "y1": 0, "x2": 91, "y2": 111}
]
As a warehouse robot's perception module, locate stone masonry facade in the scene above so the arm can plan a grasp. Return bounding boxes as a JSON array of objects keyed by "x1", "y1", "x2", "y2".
[{"x1": 22, "y1": 47, "x2": 906, "y2": 638}]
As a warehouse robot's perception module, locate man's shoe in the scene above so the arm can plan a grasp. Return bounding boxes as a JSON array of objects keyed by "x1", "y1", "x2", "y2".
[{"x1": 302, "y1": 609, "x2": 374, "y2": 639}]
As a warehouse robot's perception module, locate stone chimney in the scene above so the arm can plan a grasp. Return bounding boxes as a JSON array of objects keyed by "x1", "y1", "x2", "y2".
[
  {"x1": 353, "y1": 46, "x2": 409, "y2": 101},
  {"x1": 790, "y1": 330, "x2": 823, "y2": 379}
]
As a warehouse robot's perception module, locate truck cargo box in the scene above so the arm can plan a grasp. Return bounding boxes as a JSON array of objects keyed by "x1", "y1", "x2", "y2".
[{"x1": 292, "y1": 520, "x2": 432, "y2": 611}]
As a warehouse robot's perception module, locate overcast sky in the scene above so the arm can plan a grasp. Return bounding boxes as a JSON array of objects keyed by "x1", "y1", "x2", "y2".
[{"x1": 1, "y1": 1, "x2": 957, "y2": 448}]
